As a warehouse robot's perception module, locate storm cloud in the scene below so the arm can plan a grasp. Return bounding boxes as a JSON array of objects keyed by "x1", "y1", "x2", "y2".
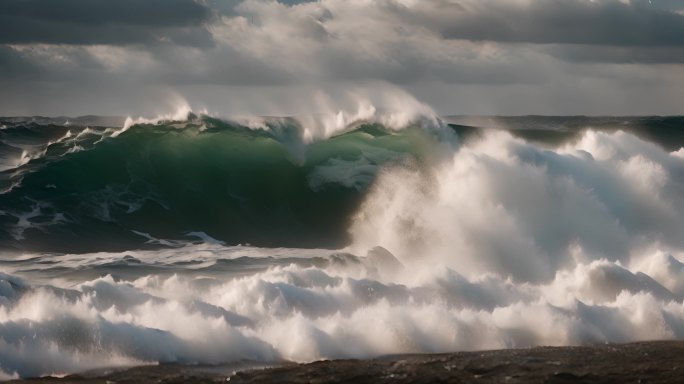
[
  {"x1": 0, "y1": 0, "x2": 683, "y2": 116},
  {"x1": 0, "y1": 0, "x2": 213, "y2": 45},
  {"x1": 436, "y1": 0, "x2": 684, "y2": 46}
]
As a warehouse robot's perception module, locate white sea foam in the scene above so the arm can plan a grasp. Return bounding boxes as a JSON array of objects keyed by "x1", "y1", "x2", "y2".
[
  {"x1": 351, "y1": 129, "x2": 684, "y2": 282},
  {"x1": 2, "y1": 129, "x2": 684, "y2": 379},
  {"x1": 120, "y1": 104, "x2": 194, "y2": 135},
  {"x1": 119, "y1": 87, "x2": 441, "y2": 145},
  {"x1": 2, "y1": 246, "x2": 684, "y2": 379}
]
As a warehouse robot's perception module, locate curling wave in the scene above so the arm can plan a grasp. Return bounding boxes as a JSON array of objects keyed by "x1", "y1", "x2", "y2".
[{"x1": 0, "y1": 113, "x2": 447, "y2": 252}]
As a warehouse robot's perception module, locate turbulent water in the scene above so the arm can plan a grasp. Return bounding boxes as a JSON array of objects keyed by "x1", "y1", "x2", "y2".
[{"x1": 2, "y1": 111, "x2": 684, "y2": 379}]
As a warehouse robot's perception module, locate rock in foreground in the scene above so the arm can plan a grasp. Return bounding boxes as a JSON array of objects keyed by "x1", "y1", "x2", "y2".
[{"x1": 11, "y1": 341, "x2": 684, "y2": 384}]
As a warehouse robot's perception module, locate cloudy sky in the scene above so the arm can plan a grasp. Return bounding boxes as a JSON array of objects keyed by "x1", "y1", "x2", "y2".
[{"x1": 1, "y1": 0, "x2": 684, "y2": 116}]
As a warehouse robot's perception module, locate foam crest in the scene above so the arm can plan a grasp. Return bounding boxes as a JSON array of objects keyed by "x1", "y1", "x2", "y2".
[
  {"x1": 120, "y1": 103, "x2": 195, "y2": 134},
  {"x1": 118, "y1": 87, "x2": 441, "y2": 144},
  {"x1": 351, "y1": 130, "x2": 684, "y2": 283},
  {"x1": 294, "y1": 91, "x2": 439, "y2": 143}
]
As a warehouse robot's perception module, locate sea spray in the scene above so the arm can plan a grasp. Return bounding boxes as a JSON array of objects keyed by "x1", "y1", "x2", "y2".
[{"x1": 350, "y1": 130, "x2": 684, "y2": 282}]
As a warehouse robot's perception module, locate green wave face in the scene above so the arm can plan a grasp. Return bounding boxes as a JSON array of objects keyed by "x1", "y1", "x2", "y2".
[{"x1": 0, "y1": 117, "x2": 441, "y2": 252}]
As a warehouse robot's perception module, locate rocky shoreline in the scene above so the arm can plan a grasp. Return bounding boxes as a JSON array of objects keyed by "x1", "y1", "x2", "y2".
[{"x1": 9, "y1": 341, "x2": 684, "y2": 383}]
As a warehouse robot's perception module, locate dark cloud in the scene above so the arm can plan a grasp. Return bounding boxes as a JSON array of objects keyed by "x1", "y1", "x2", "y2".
[
  {"x1": 0, "y1": 0, "x2": 210, "y2": 26},
  {"x1": 0, "y1": 46, "x2": 35, "y2": 78},
  {"x1": 547, "y1": 45, "x2": 684, "y2": 64},
  {"x1": 0, "y1": 45, "x2": 104, "y2": 81},
  {"x1": 0, "y1": 0, "x2": 213, "y2": 45},
  {"x1": 435, "y1": 0, "x2": 684, "y2": 47}
]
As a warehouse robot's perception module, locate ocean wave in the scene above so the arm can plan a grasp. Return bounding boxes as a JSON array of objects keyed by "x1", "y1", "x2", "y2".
[{"x1": 0, "y1": 113, "x2": 446, "y2": 252}]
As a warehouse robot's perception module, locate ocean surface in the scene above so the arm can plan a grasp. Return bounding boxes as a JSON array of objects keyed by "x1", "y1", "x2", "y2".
[{"x1": 2, "y1": 111, "x2": 684, "y2": 379}]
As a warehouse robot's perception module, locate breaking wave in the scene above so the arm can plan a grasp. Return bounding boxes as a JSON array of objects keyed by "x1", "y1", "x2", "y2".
[
  {"x1": 2, "y1": 111, "x2": 684, "y2": 379},
  {"x1": 0, "y1": 111, "x2": 448, "y2": 252}
]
